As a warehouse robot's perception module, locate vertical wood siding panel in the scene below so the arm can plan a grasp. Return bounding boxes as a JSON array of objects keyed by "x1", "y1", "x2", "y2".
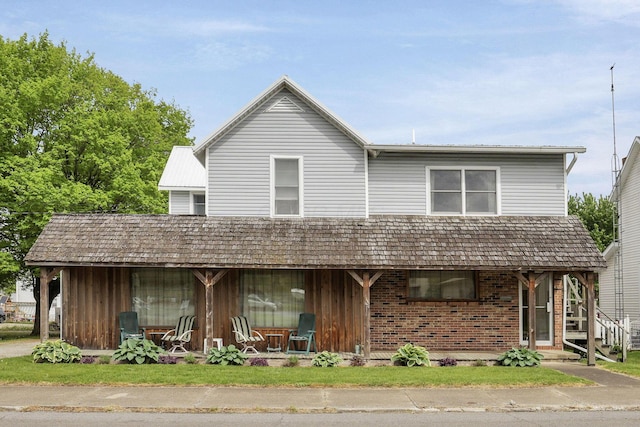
[{"x1": 208, "y1": 89, "x2": 366, "y2": 217}]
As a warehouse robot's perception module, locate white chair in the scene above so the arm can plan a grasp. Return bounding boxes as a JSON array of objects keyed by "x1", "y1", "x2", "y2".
[
  {"x1": 231, "y1": 316, "x2": 264, "y2": 354},
  {"x1": 161, "y1": 315, "x2": 195, "y2": 353}
]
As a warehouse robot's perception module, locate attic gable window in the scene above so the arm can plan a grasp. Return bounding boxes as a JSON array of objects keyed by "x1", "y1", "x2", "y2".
[
  {"x1": 271, "y1": 156, "x2": 303, "y2": 217},
  {"x1": 428, "y1": 167, "x2": 499, "y2": 215}
]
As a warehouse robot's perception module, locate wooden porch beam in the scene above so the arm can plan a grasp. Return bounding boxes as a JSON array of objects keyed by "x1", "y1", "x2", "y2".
[
  {"x1": 39, "y1": 267, "x2": 61, "y2": 343},
  {"x1": 528, "y1": 271, "x2": 536, "y2": 350},
  {"x1": 191, "y1": 269, "x2": 229, "y2": 353},
  {"x1": 347, "y1": 269, "x2": 384, "y2": 360},
  {"x1": 571, "y1": 271, "x2": 596, "y2": 365}
]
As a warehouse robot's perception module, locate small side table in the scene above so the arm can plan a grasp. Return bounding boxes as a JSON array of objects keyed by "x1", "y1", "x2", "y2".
[
  {"x1": 148, "y1": 331, "x2": 166, "y2": 347},
  {"x1": 265, "y1": 333, "x2": 284, "y2": 352},
  {"x1": 204, "y1": 338, "x2": 223, "y2": 353}
]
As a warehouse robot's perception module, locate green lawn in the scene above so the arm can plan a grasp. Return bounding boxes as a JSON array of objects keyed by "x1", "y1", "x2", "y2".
[
  {"x1": 0, "y1": 323, "x2": 34, "y2": 341},
  {"x1": 600, "y1": 350, "x2": 640, "y2": 377},
  {"x1": 0, "y1": 356, "x2": 591, "y2": 387}
]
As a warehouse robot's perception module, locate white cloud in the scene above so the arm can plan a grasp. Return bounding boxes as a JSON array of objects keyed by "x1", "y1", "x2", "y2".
[{"x1": 553, "y1": 0, "x2": 640, "y2": 24}]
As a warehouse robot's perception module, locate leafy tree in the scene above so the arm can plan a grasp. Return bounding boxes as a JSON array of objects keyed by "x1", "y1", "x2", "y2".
[
  {"x1": 0, "y1": 33, "x2": 193, "y2": 332},
  {"x1": 568, "y1": 193, "x2": 616, "y2": 252}
]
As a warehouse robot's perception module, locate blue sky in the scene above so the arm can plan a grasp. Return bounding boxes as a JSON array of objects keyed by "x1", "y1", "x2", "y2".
[{"x1": 2, "y1": 0, "x2": 639, "y2": 197}]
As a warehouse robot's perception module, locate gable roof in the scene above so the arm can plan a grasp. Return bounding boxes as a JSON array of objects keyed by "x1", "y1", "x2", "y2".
[
  {"x1": 192, "y1": 75, "x2": 374, "y2": 162},
  {"x1": 158, "y1": 146, "x2": 206, "y2": 191},
  {"x1": 26, "y1": 214, "x2": 606, "y2": 271},
  {"x1": 611, "y1": 136, "x2": 640, "y2": 201}
]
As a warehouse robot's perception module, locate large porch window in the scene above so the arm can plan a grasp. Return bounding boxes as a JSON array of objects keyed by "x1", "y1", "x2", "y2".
[
  {"x1": 240, "y1": 269, "x2": 305, "y2": 328},
  {"x1": 408, "y1": 271, "x2": 477, "y2": 301},
  {"x1": 131, "y1": 268, "x2": 195, "y2": 326}
]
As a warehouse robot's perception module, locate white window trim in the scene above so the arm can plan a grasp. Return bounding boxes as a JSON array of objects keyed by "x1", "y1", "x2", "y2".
[
  {"x1": 270, "y1": 155, "x2": 304, "y2": 217},
  {"x1": 426, "y1": 166, "x2": 501, "y2": 215},
  {"x1": 191, "y1": 192, "x2": 205, "y2": 215}
]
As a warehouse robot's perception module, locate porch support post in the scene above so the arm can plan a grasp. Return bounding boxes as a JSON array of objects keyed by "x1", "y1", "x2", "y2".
[
  {"x1": 192, "y1": 269, "x2": 229, "y2": 353},
  {"x1": 586, "y1": 272, "x2": 597, "y2": 366},
  {"x1": 39, "y1": 267, "x2": 60, "y2": 343},
  {"x1": 363, "y1": 271, "x2": 371, "y2": 360},
  {"x1": 347, "y1": 270, "x2": 383, "y2": 360},
  {"x1": 573, "y1": 271, "x2": 596, "y2": 366},
  {"x1": 528, "y1": 271, "x2": 537, "y2": 350}
]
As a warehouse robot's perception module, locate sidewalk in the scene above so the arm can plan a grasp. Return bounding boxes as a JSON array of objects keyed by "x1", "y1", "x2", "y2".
[{"x1": 1, "y1": 340, "x2": 640, "y2": 413}]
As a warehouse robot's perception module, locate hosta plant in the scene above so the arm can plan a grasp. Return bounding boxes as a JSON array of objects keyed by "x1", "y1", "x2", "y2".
[
  {"x1": 32, "y1": 340, "x2": 82, "y2": 363},
  {"x1": 206, "y1": 344, "x2": 248, "y2": 366},
  {"x1": 312, "y1": 351, "x2": 342, "y2": 367},
  {"x1": 112, "y1": 338, "x2": 165, "y2": 364},
  {"x1": 497, "y1": 347, "x2": 544, "y2": 367},
  {"x1": 391, "y1": 343, "x2": 431, "y2": 367}
]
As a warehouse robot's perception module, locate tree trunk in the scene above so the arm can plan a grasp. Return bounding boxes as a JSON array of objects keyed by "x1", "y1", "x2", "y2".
[{"x1": 31, "y1": 277, "x2": 60, "y2": 336}]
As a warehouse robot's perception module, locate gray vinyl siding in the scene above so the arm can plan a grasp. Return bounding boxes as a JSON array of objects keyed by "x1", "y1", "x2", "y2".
[
  {"x1": 207, "y1": 89, "x2": 367, "y2": 217},
  {"x1": 169, "y1": 191, "x2": 191, "y2": 215},
  {"x1": 368, "y1": 153, "x2": 566, "y2": 216}
]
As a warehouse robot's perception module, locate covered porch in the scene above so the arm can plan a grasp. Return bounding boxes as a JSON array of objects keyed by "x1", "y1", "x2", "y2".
[{"x1": 25, "y1": 214, "x2": 606, "y2": 364}]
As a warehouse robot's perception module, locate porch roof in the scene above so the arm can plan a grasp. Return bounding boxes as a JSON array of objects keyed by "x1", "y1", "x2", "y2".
[{"x1": 26, "y1": 214, "x2": 606, "y2": 271}]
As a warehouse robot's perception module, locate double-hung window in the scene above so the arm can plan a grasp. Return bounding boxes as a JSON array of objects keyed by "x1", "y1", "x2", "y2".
[
  {"x1": 428, "y1": 167, "x2": 498, "y2": 214},
  {"x1": 192, "y1": 193, "x2": 205, "y2": 215},
  {"x1": 271, "y1": 156, "x2": 303, "y2": 216}
]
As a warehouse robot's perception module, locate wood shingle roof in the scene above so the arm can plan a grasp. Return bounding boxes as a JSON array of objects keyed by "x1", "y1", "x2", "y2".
[{"x1": 25, "y1": 214, "x2": 607, "y2": 272}]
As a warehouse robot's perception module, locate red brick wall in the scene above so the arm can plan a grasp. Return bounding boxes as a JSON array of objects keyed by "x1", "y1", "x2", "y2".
[{"x1": 370, "y1": 271, "x2": 524, "y2": 351}]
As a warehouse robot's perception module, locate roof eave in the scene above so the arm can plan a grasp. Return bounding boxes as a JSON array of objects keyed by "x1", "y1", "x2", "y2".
[{"x1": 368, "y1": 144, "x2": 587, "y2": 157}]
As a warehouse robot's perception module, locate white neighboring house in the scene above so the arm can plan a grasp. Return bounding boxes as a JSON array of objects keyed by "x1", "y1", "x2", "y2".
[
  {"x1": 599, "y1": 136, "x2": 640, "y2": 345},
  {"x1": 10, "y1": 278, "x2": 60, "y2": 322}
]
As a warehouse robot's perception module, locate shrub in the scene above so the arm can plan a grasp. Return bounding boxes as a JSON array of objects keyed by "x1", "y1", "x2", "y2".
[
  {"x1": 283, "y1": 355, "x2": 299, "y2": 367},
  {"x1": 439, "y1": 357, "x2": 458, "y2": 367},
  {"x1": 158, "y1": 355, "x2": 178, "y2": 364},
  {"x1": 350, "y1": 355, "x2": 366, "y2": 367},
  {"x1": 183, "y1": 353, "x2": 198, "y2": 364},
  {"x1": 80, "y1": 355, "x2": 97, "y2": 364},
  {"x1": 249, "y1": 357, "x2": 269, "y2": 366},
  {"x1": 206, "y1": 344, "x2": 248, "y2": 366},
  {"x1": 112, "y1": 338, "x2": 165, "y2": 364},
  {"x1": 32, "y1": 340, "x2": 82, "y2": 364},
  {"x1": 97, "y1": 355, "x2": 112, "y2": 364},
  {"x1": 497, "y1": 347, "x2": 544, "y2": 367},
  {"x1": 391, "y1": 343, "x2": 431, "y2": 367},
  {"x1": 312, "y1": 351, "x2": 342, "y2": 367}
]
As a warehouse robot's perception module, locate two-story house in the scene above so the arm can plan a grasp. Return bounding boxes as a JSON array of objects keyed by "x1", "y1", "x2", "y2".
[
  {"x1": 26, "y1": 76, "x2": 606, "y2": 362},
  {"x1": 599, "y1": 136, "x2": 640, "y2": 346}
]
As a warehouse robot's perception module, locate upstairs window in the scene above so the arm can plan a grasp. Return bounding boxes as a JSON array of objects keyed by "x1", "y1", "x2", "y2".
[
  {"x1": 192, "y1": 193, "x2": 205, "y2": 215},
  {"x1": 408, "y1": 271, "x2": 477, "y2": 301},
  {"x1": 272, "y1": 156, "x2": 303, "y2": 216},
  {"x1": 429, "y1": 168, "x2": 498, "y2": 214}
]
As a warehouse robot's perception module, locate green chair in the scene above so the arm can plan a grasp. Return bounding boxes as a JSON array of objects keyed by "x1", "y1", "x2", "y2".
[
  {"x1": 231, "y1": 316, "x2": 265, "y2": 354},
  {"x1": 118, "y1": 311, "x2": 146, "y2": 344},
  {"x1": 287, "y1": 313, "x2": 316, "y2": 355},
  {"x1": 161, "y1": 315, "x2": 196, "y2": 353}
]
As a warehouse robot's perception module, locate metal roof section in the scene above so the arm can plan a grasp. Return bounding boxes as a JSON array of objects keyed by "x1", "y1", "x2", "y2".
[
  {"x1": 158, "y1": 146, "x2": 206, "y2": 191},
  {"x1": 368, "y1": 144, "x2": 587, "y2": 157}
]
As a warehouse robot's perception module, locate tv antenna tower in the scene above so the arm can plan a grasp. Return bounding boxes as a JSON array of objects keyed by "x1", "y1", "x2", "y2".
[{"x1": 610, "y1": 64, "x2": 624, "y2": 321}]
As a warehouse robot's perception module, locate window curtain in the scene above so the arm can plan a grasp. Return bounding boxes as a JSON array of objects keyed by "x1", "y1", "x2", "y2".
[
  {"x1": 131, "y1": 268, "x2": 195, "y2": 326},
  {"x1": 240, "y1": 270, "x2": 305, "y2": 328}
]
